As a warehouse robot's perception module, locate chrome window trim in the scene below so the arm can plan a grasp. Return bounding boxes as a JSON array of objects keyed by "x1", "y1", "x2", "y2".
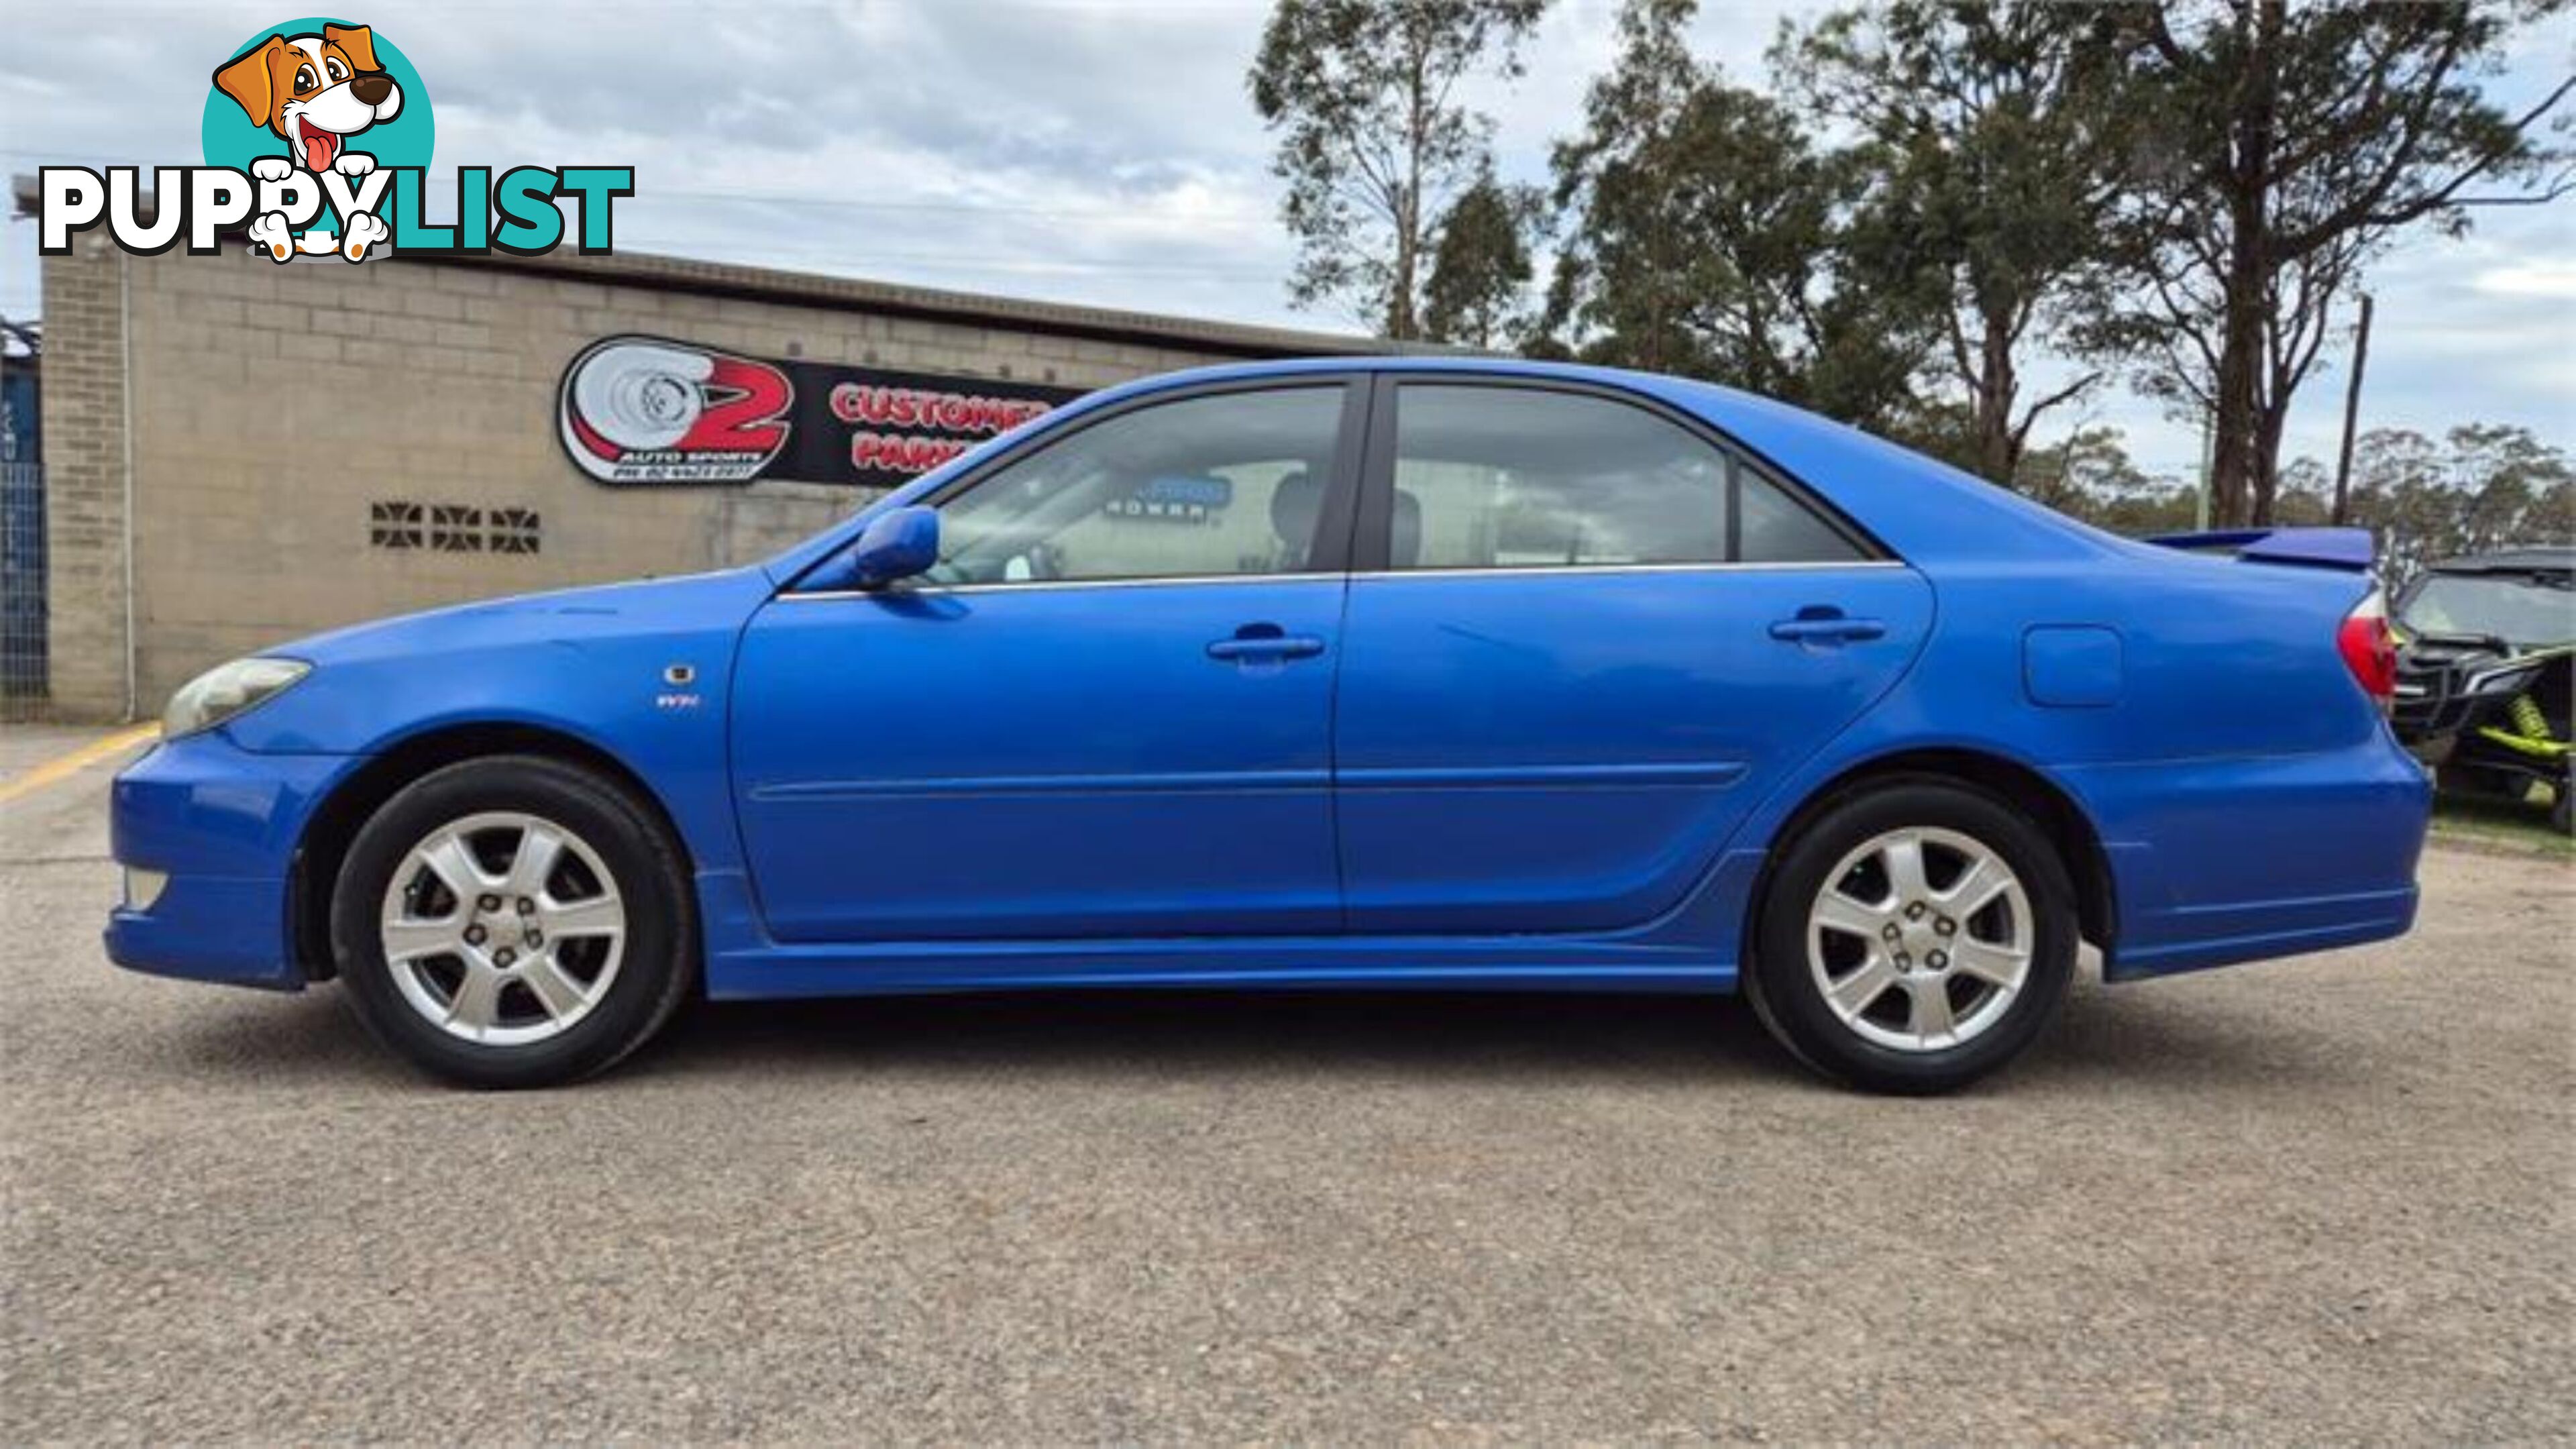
[
  {"x1": 783, "y1": 574, "x2": 1350, "y2": 602},
  {"x1": 779, "y1": 558, "x2": 1907, "y2": 602},
  {"x1": 1349, "y1": 560, "x2": 1908, "y2": 581}
]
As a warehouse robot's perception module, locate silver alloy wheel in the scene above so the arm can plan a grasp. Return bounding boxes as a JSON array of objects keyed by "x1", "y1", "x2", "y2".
[
  {"x1": 1805, "y1": 825, "x2": 2033, "y2": 1053},
  {"x1": 378, "y1": 810, "x2": 628, "y2": 1046}
]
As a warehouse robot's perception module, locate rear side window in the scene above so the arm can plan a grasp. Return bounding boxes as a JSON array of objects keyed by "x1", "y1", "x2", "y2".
[
  {"x1": 1737, "y1": 464, "x2": 1866, "y2": 565},
  {"x1": 1387, "y1": 384, "x2": 1866, "y2": 570}
]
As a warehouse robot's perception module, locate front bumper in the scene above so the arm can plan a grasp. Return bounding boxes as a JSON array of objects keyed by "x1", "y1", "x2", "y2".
[
  {"x1": 2391, "y1": 665, "x2": 2473, "y2": 745},
  {"x1": 105, "y1": 731, "x2": 354, "y2": 991}
]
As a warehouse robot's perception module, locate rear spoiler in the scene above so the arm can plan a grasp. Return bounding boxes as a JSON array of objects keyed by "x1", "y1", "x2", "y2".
[{"x1": 2143, "y1": 527, "x2": 2375, "y2": 572}]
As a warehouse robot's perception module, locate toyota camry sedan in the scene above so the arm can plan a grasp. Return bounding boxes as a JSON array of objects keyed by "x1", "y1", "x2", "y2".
[{"x1": 107, "y1": 358, "x2": 2430, "y2": 1092}]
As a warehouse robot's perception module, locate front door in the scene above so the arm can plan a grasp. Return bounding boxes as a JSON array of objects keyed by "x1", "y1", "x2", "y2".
[
  {"x1": 1332, "y1": 380, "x2": 1935, "y2": 934},
  {"x1": 732, "y1": 380, "x2": 1364, "y2": 943}
]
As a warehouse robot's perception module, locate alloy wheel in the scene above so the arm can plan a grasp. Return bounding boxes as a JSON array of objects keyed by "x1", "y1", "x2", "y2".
[
  {"x1": 1805, "y1": 825, "x2": 2033, "y2": 1053},
  {"x1": 377, "y1": 810, "x2": 629, "y2": 1046}
]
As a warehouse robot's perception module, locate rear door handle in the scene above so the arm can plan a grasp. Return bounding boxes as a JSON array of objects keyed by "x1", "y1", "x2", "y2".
[
  {"x1": 1208, "y1": 626, "x2": 1326, "y2": 662},
  {"x1": 1769, "y1": 612, "x2": 1886, "y2": 645},
  {"x1": 1207, "y1": 637, "x2": 1326, "y2": 661}
]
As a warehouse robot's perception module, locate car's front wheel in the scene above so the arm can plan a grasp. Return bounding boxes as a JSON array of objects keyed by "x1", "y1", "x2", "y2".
[
  {"x1": 329, "y1": 756, "x2": 697, "y2": 1088},
  {"x1": 1744, "y1": 780, "x2": 2078, "y2": 1094}
]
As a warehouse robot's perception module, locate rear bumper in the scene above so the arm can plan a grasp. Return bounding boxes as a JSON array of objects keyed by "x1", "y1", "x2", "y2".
[
  {"x1": 2102, "y1": 884, "x2": 2418, "y2": 979},
  {"x1": 104, "y1": 731, "x2": 352, "y2": 990},
  {"x1": 2066, "y1": 730, "x2": 2432, "y2": 982}
]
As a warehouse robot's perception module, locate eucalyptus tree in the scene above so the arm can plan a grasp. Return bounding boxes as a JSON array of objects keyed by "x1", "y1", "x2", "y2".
[
  {"x1": 1782, "y1": 1, "x2": 2132, "y2": 484},
  {"x1": 1544, "y1": 0, "x2": 1932, "y2": 431},
  {"x1": 1422, "y1": 169, "x2": 1546, "y2": 349},
  {"x1": 2084, "y1": 0, "x2": 2571, "y2": 524},
  {"x1": 1249, "y1": 0, "x2": 1548, "y2": 339}
]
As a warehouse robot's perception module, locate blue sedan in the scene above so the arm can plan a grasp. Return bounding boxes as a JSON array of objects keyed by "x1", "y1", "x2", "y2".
[{"x1": 107, "y1": 359, "x2": 2429, "y2": 1091}]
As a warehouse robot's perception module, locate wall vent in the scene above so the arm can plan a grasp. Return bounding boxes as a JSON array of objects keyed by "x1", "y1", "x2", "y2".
[
  {"x1": 368, "y1": 500, "x2": 423, "y2": 549},
  {"x1": 488, "y1": 507, "x2": 541, "y2": 555},
  {"x1": 373, "y1": 502, "x2": 540, "y2": 555}
]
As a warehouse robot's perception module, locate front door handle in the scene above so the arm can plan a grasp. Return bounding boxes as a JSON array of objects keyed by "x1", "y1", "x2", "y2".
[
  {"x1": 1208, "y1": 625, "x2": 1326, "y2": 662},
  {"x1": 1769, "y1": 610, "x2": 1886, "y2": 645}
]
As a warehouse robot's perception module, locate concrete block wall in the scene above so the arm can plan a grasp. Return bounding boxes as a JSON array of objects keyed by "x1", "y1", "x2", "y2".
[
  {"x1": 38, "y1": 238, "x2": 133, "y2": 720},
  {"x1": 41, "y1": 245, "x2": 1282, "y2": 719}
]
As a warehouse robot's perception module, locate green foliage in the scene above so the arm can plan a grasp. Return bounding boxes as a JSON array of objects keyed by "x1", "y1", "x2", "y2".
[
  {"x1": 1243, "y1": 0, "x2": 2574, "y2": 535},
  {"x1": 1999, "y1": 423, "x2": 2575, "y2": 576},
  {"x1": 1421, "y1": 170, "x2": 1544, "y2": 349},
  {"x1": 1541, "y1": 0, "x2": 1931, "y2": 433},
  {"x1": 1249, "y1": 0, "x2": 1547, "y2": 339},
  {"x1": 2078, "y1": 0, "x2": 2573, "y2": 525},
  {"x1": 2326, "y1": 424, "x2": 2576, "y2": 585},
  {"x1": 2012, "y1": 426, "x2": 2202, "y2": 535},
  {"x1": 1780, "y1": 1, "x2": 2130, "y2": 483}
]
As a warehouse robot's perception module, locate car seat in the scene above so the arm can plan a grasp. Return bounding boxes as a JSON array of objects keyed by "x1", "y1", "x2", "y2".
[{"x1": 1269, "y1": 469, "x2": 1319, "y2": 567}]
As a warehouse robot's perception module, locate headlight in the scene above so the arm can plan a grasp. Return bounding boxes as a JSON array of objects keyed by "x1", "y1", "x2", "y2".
[{"x1": 162, "y1": 657, "x2": 311, "y2": 739}]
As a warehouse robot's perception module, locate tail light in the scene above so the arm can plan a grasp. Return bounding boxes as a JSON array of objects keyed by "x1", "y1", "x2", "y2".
[{"x1": 2337, "y1": 588, "x2": 2398, "y2": 710}]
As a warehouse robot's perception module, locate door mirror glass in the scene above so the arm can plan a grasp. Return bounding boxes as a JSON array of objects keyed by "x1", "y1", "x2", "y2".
[{"x1": 844, "y1": 506, "x2": 940, "y2": 589}]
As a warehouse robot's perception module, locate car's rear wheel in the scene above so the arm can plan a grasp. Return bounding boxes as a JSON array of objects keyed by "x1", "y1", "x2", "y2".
[
  {"x1": 1745, "y1": 780, "x2": 2078, "y2": 1094},
  {"x1": 330, "y1": 756, "x2": 696, "y2": 1088}
]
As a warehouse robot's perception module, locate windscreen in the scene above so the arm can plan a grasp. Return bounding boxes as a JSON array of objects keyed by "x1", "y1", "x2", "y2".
[{"x1": 2398, "y1": 571, "x2": 2576, "y2": 649}]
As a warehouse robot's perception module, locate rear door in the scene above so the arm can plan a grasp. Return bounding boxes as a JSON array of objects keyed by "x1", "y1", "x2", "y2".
[
  {"x1": 731, "y1": 378, "x2": 1366, "y2": 943},
  {"x1": 1332, "y1": 378, "x2": 1933, "y2": 934}
]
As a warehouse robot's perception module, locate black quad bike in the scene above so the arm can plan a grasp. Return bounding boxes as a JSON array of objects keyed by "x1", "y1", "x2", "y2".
[{"x1": 2390, "y1": 547, "x2": 2576, "y2": 834}]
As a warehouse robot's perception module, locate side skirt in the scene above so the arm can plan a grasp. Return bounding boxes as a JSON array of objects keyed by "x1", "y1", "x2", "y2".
[{"x1": 690, "y1": 856, "x2": 1763, "y2": 1002}]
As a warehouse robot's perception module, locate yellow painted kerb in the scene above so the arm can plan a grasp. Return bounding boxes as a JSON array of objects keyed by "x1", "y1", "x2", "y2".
[{"x1": 0, "y1": 724, "x2": 163, "y2": 808}]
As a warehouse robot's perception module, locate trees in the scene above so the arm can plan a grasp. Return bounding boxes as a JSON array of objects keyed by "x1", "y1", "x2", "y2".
[
  {"x1": 2333, "y1": 424, "x2": 2576, "y2": 584},
  {"x1": 1244, "y1": 0, "x2": 2573, "y2": 533},
  {"x1": 1248, "y1": 0, "x2": 1546, "y2": 339},
  {"x1": 1535, "y1": 0, "x2": 1707, "y2": 375},
  {"x1": 1421, "y1": 170, "x2": 1543, "y2": 348},
  {"x1": 2084, "y1": 0, "x2": 2573, "y2": 526},
  {"x1": 1542, "y1": 0, "x2": 1930, "y2": 431},
  {"x1": 2012, "y1": 426, "x2": 2202, "y2": 535},
  {"x1": 1994, "y1": 423, "x2": 2575, "y2": 565},
  {"x1": 1781, "y1": 1, "x2": 2129, "y2": 484}
]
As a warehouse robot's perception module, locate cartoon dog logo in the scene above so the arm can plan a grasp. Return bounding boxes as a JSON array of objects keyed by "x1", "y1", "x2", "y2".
[{"x1": 213, "y1": 23, "x2": 401, "y2": 260}]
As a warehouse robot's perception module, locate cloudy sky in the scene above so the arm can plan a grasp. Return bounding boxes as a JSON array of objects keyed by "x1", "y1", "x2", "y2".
[{"x1": 5, "y1": 0, "x2": 2570, "y2": 479}]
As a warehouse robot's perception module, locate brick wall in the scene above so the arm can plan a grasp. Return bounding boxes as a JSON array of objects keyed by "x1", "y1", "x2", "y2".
[
  {"x1": 40, "y1": 245, "x2": 1316, "y2": 720},
  {"x1": 39, "y1": 238, "x2": 131, "y2": 720}
]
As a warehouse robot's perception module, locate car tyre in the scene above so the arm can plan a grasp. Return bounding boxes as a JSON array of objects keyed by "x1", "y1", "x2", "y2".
[
  {"x1": 1744, "y1": 779, "x2": 2078, "y2": 1095},
  {"x1": 329, "y1": 755, "x2": 697, "y2": 1088}
]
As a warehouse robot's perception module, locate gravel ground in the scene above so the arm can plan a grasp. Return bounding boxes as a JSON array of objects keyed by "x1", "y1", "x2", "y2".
[{"x1": 3, "y1": 727, "x2": 2571, "y2": 1444}]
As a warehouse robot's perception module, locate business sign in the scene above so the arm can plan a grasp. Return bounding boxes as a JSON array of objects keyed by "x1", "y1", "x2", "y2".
[{"x1": 557, "y1": 335, "x2": 1082, "y2": 488}]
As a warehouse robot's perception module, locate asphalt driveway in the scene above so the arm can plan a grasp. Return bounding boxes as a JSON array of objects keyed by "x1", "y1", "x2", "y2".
[{"x1": 3, "y1": 727, "x2": 2569, "y2": 1442}]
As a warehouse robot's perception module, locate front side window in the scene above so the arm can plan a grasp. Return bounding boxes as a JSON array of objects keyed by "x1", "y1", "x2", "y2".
[
  {"x1": 930, "y1": 386, "x2": 1346, "y2": 586},
  {"x1": 1388, "y1": 384, "x2": 1866, "y2": 570}
]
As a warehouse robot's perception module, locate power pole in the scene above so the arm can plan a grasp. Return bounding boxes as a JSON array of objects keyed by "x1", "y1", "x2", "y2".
[
  {"x1": 2331, "y1": 293, "x2": 2375, "y2": 527},
  {"x1": 2194, "y1": 412, "x2": 2214, "y2": 531}
]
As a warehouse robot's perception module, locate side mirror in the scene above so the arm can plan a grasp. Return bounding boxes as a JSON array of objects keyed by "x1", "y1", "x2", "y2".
[{"x1": 845, "y1": 506, "x2": 939, "y2": 590}]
